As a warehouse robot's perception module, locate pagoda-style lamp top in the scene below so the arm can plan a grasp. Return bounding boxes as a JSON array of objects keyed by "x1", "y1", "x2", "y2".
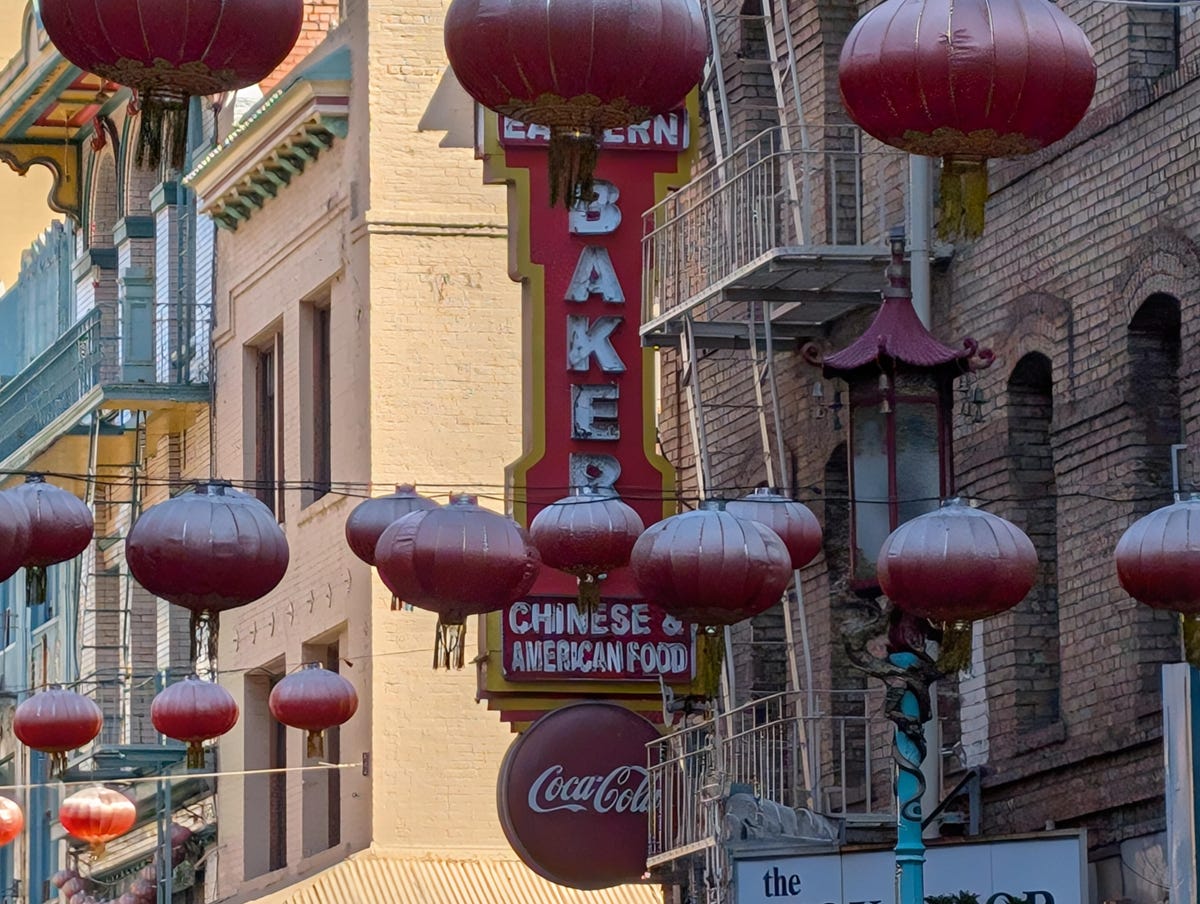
[{"x1": 816, "y1": 230, "x2": 992, "y2": 590}]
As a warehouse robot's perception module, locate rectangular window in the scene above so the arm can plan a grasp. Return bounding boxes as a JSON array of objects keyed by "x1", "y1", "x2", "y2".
[
  {"x1": 252, "y1": 333, "x2": 285, "y2": 521},
  {"x1": 311, "y1": 305, "x2": 332, "y2": 502},
  {"x1": 244, "y1": 663, "x2": 286, "y2": 879}
]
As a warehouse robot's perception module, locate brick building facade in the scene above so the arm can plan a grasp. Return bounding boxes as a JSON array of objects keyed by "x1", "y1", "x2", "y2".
[{"x1": 651, "y1": 0, "x2": 1200, "y2": 899}]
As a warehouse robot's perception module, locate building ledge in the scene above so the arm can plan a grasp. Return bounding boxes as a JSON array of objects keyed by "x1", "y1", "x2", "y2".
[{"x1": 185, "y1": 47, "x2": 350, "y2": 231}]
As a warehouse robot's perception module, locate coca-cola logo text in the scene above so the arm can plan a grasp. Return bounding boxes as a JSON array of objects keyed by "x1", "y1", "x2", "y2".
[{"x1": 527, "y1": 764, "x2": 651, "y2": 814}]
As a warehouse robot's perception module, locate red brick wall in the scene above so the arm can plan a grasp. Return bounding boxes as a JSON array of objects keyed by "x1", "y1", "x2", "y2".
[{"x1": 261, "y1": 0, "x2": 341, "y2": 93}]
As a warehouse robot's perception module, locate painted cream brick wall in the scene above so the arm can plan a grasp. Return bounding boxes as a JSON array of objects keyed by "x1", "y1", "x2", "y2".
[{"x1": 208, "y1": 1, "x2": 524, "y2": 893}]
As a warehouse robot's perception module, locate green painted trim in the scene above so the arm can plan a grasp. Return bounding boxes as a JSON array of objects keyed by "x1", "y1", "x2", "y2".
[
  {"x1": 112, "y1": 215, "x2": 155, "y2": 245},
  {"x1": 8, "y1": 64, "x2": 80, "y2": 136},
  {"x1": 150, "y1": 181, "x2": 180, "y2": 211},
  {"x1": 70, "y1": 247, "x2": 117, "y2": 282}
]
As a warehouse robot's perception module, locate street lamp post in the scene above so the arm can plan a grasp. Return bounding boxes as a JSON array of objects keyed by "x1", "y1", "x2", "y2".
[{"x1": 810, "y1": 232, "x2": 999, "y2": 904}]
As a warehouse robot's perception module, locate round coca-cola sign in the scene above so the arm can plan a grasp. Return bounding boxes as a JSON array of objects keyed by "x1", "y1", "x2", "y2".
[{"x1": 497, "y1": 701, "x2": 660, "y2": 889}]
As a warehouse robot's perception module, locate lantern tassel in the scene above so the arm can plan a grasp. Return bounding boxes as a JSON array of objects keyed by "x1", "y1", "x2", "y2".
[
  {"x1": 49, "y1": 751, "x2": 67, "y2": 779},
  {"x1": 1182, "y1": 614, "x2": 1200, "y2": 668},
  {"x1": 936, "y1": 620, "x2": 973, "y2": 674},
  {"x1": 937, "y1": 157, "x2": 989, "y2": 241},
  {"x1": 186, "y1": 741, "x2": 205, "y2": 770},
  {"x1": 433, "y1": 618, "x2": 467, "y2": 670},
  {"x1": 305, "y1": 730, "x2": 325, "y2": 759},
  {"x1": 25, "y1": 565, "x2": 46, "y2": 607},
  {"x1": 695, "y1": 629, "x2": 725, "y2": 700},
  {"x1": 190, "y1": 611, "x2": 219, "y2": 669},
  {"x1": 136, "y1": 88, "x2": 191, "y2": 171},
  {"x1": 548, "y1": 130, "x2": 600, "y2": 208},
  {"x1": 90, "y1": 841, "x2": 107, "y2": 861},
  {"x1": 577, "y1": 574, "x2": 603, "y2": 612}
]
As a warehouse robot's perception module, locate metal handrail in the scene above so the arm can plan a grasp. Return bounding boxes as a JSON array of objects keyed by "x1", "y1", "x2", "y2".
[
  {"x1": 647, "y1": 687, "x2": 901, "y2": 866},
  {"x1": 641, "y1": 125, "x2": 908, "y2": 329}
]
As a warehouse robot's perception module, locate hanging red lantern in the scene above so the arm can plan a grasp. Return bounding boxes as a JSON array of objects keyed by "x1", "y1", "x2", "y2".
[
  {"x1": 631, "y1": 501, "x2": 792, "y2": 626},
  {"x1": 268, "y1": 664, "x2": 358, "y2": 758},
  {"x1": 838, "y1": 0, "x2": 1095, "y2": 238},
  {"x1": 39, "y1": 0, "x2": 303, "y2": 170},
  {"x1": 375, "y1": 493, "x2": 541, "y2": 668},
  {"x1": 10, "y1": 474, "x2": 94, "y2": 605},
  {"x1": 877, "y1": 498, "x2": 1037, "y2": 669},
  {"x1": 151, "y1": 677, "x2": 240, "y2": 769},
  {"x1": 630, "y1": 501, "x2": 792, "y2": 695},
  {"x1": 1115, "y1": 496, "x2": 1200, "y2": 614},
  {"x1": 726, "y1": 488, "x2": 823, "y2": 571},
  {"x1": 14, "y1": 688, "x2": 103, "y2": 776},
  {"x1": 0, "y1": 797, "x2": 22, "y2": 847},
  {"x1": 529, "y1": 488, "x2": 644, "y2": 609},
  {"x1": 444, "y1": 0, "x2": 708, "y2": 206},
  {"x1": 60, "y1": 786, "x2": 137, "y2": 857},
  {"x1": 52, "y1": 870, "x2": 79, "y2": 890},
  {"x1": 129, "y1": 880, "x2": 155, "y2": 903},
  {"x1": 126, "y1": 482, "x2": 289, "y2": 658},
  {"x1": 344, "y1": 484, "x2": 439, "y2": 566},
  {"x1": 0, "y1": 491, "x2": 30, "y2": 584}
]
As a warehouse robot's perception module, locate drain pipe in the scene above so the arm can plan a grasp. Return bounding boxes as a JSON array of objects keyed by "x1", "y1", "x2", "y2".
[
  {"x1": 907, "y1": 154, "x2": 942, "y2": 837},
  {"x1": 907, "y1": 156, "x2": 932, "y2": 327}
]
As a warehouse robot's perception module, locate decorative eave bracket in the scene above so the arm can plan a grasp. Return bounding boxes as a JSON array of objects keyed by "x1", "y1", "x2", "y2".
[
  {"x1": 0, "y1": 140, "x2": 82, "y2": 220},
  {"x1": 185, "y1": 52, "x2": 351, "y2": 231}
]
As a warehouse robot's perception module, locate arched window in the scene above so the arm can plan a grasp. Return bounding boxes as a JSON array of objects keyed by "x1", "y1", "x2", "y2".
[{"x1": 1006, "y1": 352, "x2": 1060, "y2": 729}]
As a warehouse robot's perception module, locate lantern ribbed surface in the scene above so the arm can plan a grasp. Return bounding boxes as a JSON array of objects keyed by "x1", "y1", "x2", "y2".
[
  {"x1": 14, "y1": 689, "x2": 103, "y2": 754},
  {"x1": 126, "y1": 482, "x2": 289, "y2": 614},
  {"x1": 726, "y1": 489, "x2": 822, "y2": 571},
  {"x1": 11, "y1": 475, "x2": 93, "y2": 567},
  {"x1": 375, "y1": 494, "x2": 542, "y2": 623},
  {"x1": 1115, "y1": 496, "x2": 1200, "y2": 613},
  {"x1": 838, "y1": 0, "x2": 1095, "y2": 158},
  {"x1": 344, "y1": 485, "x2": 438, "y2": 566},
  {"x1": 269, "y1": 666, "x2": 358, "y2": 758},
  {"x1": 630, "y1": 502, "x2": 793, "y2": 626},
  {"x1": 0, "y1": 798, "x2": 23, "y2": 847},
  {"x1": 59, "y1": 787, "x2": 136, "y2": 848},
  {"x1": 0, "y1": 490, "x2": 30, "y2": 584},
  {"x1": 151, "y1": 677, "x2": 239, "y2": 768},
  {"x1": 444, "y1": 0, "x2": 707, "y2": 204},
  {"x1": 877, "y1": 499, "x2": 1037, "y2": 621},
  {"x1": 529, "y1": 489, "x2": 645, "y2": 577},
  {"x1": 40, "y1": 0, "x2": 304, "y2": 169}
]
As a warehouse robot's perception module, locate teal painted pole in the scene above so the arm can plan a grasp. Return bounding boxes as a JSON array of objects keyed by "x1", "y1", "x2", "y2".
[{"x1": 890, "y1": 651, "x2": 926, "y2": 904}]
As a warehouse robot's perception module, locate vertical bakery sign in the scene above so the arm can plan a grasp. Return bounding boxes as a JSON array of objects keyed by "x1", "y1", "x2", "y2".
[{"x1": 479, "y1": 106, "x2": 700, "y2": 720}]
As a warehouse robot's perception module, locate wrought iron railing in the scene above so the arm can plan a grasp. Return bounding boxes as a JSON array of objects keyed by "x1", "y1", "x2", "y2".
[
  {"x1": 647, "y1": 687, "x2": 898, "y2": 866},
  {"x1": 641, "y1": 125, "x2": 909, "y2": 328},
  {"x1": 0, "y1": 305, "x2": 212, "y2": 464}
]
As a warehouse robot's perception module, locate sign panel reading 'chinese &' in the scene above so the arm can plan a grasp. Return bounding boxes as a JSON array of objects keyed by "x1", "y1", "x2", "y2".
[{"x1": 502, "y1": 596, "x2": 692, "y2": 681}]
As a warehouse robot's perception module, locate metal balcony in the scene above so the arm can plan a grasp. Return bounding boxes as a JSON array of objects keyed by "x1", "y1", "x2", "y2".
[
  {"x1": 641, "y1": 126, "x2": 908, "y2": 349},
  {"x1": 0, "y1": 306, "x2": 211, "y2": 468},
  {"x1": 647, "y1": 688, "x2": 898, "y2": 868}
]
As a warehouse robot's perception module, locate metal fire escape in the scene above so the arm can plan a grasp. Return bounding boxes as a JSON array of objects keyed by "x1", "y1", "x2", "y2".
[{"x1": 644, "y1": 0, "x2": 909, "y2": 900}]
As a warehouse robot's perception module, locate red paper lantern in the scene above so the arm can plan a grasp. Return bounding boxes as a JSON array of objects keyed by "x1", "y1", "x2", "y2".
[
  {"x1": 0, "y1": 797, "x2": 23, "y2": 847},
  {"x1": 444, "y1": 0, "x2": 707, "y2": 205},
  {"x1": 529, "y1": 488, "x2": 644, "y2": 608},
  {"x1": 268, "y1": 665, "x2": 358, "y2": 759},
  {"x1": 726, "y1": 488, "x2": 823, "y2": 571},
  {"x1": 1115, "y1": 496, "x2": 1200, "y2": 614},
  {"x1": 14, "y1": 688, "x2": 103, "y2": 775},
  {"x1": 129, "y1": 880, "x2": 155, "y2": 903},
  {"x1": 126, "y1": 482, "x2": 289, "y2": 657},
  {"x1": 877, "y1": 499, "x2": 1037, "y2": 622},
  {"x1": 375, "y1": 493, "x2": 541, "y2": 668},
  {"x1": 60, "y1": 786, "x2": 137, "y2": 856},
  {"x1": 40, "y1": 0, "x2": 303, "y2": 169},
  {"x1": 151, "y1": 677, "x2": 240, "y2": 769},
  {"x1": 838, "y1": 0, "x2": 1095, "y2": 237},
  {"x1": 11, "y1": 475, "x2": 94, "y2": 604},
  {"x1": 344, "y1": 485, "x2": 438, "y2": 566},
  {"x1": 0, "y1": 490, "x2": 30, "y2": 584},
  {"x1": 630, "y1": 501, "x2": 792, "y2": 627}
]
